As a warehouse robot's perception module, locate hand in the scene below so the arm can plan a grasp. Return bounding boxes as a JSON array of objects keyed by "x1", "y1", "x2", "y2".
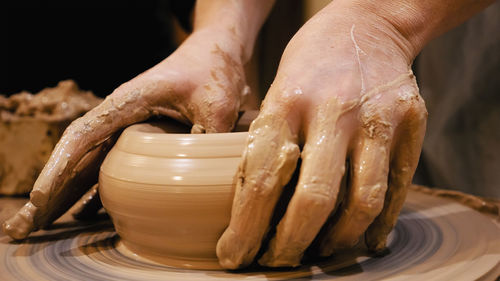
[
  {"x1": 216, "y1": 1, "x2": 427, "y2": 268},
  {"x1": 2, "y1": 26, "x2": 249, "y2": 240}
]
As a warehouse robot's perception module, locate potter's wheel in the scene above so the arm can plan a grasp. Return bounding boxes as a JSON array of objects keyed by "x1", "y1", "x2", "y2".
[{"x1": 1, "y1": 190, "x2": 499, "y2": 281}]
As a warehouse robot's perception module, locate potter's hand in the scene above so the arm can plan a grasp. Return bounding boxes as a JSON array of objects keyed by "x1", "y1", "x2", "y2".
[
  {"x1": 2, "y1": 30, "x2": 245, "y2": 240},
  {"x1": 218, "y1": 0, "x2": 494, "y2": 268},
  {"x1": 217, "y1": 1, "x2": 430, "y2": 268},
  {"x1": 2, "y1": 0, "x2": 275, "y2": 240}
]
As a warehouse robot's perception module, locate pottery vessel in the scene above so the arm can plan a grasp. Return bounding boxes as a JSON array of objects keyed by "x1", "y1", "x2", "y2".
[{"x1": 99, "y1": 116, "x2": 252, "y2": 270}]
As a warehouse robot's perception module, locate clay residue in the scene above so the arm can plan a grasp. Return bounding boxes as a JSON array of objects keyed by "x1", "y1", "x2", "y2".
[
  {"x1": 190, "y1": 43, "x2": 247, "y2": 133},
  {"x1": 0, "y1": 81, "x2": 102, "y2": 195},
  {"x1": 216, "y1": 113, "x2": 300, "y2": 269},
  {"x1": 1, "y1": 201, "x2": 38, "y2": 240},
  {"x1": 410, "y1": 184, "x2": 500, "y2": 218},
  {"x1": 0, "y1": 80, "x2": 102, "y2": 122},
  {"x1": 259, "y1": 98, "x2": 358, "y2": 267}
]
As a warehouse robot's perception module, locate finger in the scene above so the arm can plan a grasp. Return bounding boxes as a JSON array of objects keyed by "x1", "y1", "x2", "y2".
[
  {"x1": 216, "y1": 111, "x2": 300, "y2": 269},
  {"x1": 258, "y1": 99, "x2": 353, "y2": 267},
  {"x1": 365, "y1": 96, "x2": 427, "y2": 252},
  {"x1": 2, "y1": 202, "x2": 37, "y2": 240},
  {"x1": 2, "y1": 135, "x2": 115, "y2": 239},
  {"x1": 318, "y1": 128, "x2": 392, "y2": 256},
  {"x1": 189, "y1": 82, "x2": 249, "y2": 134},
  {"x1": 189, "y1": 43, "x2": 248, "y2": 134},
  {"x1": 30, "y1": 81, "x2": 161, "y2": 205},
  {"x1": 189, "y1": 94, "x2": 239, "y2": 134},
  {"x1": 72, "y1": 184, "x2": 103, "y2": 221},
  {"x1": 12, "y1": 79, "x2": 174, "y2": 240}
]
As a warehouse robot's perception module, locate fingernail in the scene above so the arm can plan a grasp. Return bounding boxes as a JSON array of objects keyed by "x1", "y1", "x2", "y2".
[
  {"x1": 216, "y1": 244, "x2": 242, "y2": 270},
  {"x1": 365, "y1": 229, "x2": 389, "y2": 252},
  {"x1": 367, "y1": 237, "x2": 387, "y2": 252},
  {"x1": 191, "y1": 124, "x2": 206, "y2": 134},
  {"x1": 2, "y1": 202, "x2": 37, "y2": 240},
  {"x1": 216, "y1": 228, "x2": 254, "y2": 270}
]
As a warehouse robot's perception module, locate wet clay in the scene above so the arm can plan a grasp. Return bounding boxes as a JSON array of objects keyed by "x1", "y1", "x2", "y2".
[
  {"x1": 266, "y1": 71, "x2": 424, "y2": 265},
  {"x1": 1, "y1": 82, "x2": 161, "y2": 240},
  {"x1": 216, "y1": 66, "x2": 427, "y2": 268},
  {"x1": 189, "y1": 43, "x2": 249, "y2": 134},
  {"x1": 0, "y1": 81, "x2": 102, "y2": 195},
  {"x1": 259, "y1": 99, "x2": 356, "y2": 267},
  {"x1": 99, "y1": 114, "x2": 254, "y2": 270},
  {"x1": 410, "y1": 184, "x2": 500, "y2": 218},
  {"x1": 216, "y1": 111, "x2": 301, "y2": 269}
]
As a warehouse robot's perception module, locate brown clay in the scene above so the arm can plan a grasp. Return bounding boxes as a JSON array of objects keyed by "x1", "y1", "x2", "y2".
[{"x1": 0, "y1": 80, "x2": 102, "y2": 195}]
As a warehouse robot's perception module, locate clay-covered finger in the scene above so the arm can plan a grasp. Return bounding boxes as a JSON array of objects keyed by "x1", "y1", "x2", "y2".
[
  {"x1": 258, "y1": 99, "x2": 353, "y2": 267},
  {"x1": 2, "y1": 202, "x2": 38, "y2": 240},
  {"x1": 365, "y1": 96, "x2": 427, "y2": 252},
  {"x1": 72, "y1": 184, "x2": 103, "y2": 221},
  {"x1": 318, "y1": 131, "x2": 392, "y2": 256},
  {"x1": 216, "y1": 112, "x2": 300, "y2": 269},
  {"x1": 3, "y1": 137, "x2": 114, "y2": 239},
  {"x1": 189, "y1": 46, "x2": 249, "y2": 134},
  {"x1": 4, "y1": 81, "x2": 167, "y2": 239},
  {"x1": 189, "y1": 85, "x2": 247, "y2": 134},
  {"x1": 30, "y1": 83, "x2": 158, "y2": 206}
]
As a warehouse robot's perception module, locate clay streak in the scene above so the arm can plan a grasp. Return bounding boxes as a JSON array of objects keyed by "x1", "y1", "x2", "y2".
[{"x1": 350, "y1": 24, "x2": 367, "y2": 95}]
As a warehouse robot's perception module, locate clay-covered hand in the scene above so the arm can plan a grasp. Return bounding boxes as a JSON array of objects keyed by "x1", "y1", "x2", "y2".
[
  {"x1": 216, "y1": 2, "x2": 428, "y2": 268},
  {"x1": 2, "y1": 25, "x2": 249, "y2": 240}
]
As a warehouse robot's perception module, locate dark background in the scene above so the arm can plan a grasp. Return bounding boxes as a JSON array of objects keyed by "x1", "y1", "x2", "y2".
[
  {"x1": 1, "y1": 0, "x2": 303, "y2": 99},
  {"x1": 1, "y1": 0, "x2": 194, "y2": 97}
]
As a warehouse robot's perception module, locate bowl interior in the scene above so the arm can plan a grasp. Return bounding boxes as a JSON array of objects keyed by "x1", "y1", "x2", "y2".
[{"x1": 133, "y1": 110, "x2": 256, "y2": 134}]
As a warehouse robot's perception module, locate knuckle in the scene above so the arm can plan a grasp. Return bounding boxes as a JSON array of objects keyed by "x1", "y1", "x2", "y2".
[
  {"x1": 399, "y1": 97, "x2": 428, "y2": 130},
  {"x1": 413, "y1": 97, "x2": 428, "y2": 121},
  {"x1": 396, "y1": 86, "x2": 428, "y2": 122},
  {"x1": 359, "y1": 112, "x2": 393, "y2": 141},
  {"x1": 193, "y1": 92, "x2": 240, "y2": 133},
  {"x1": 261, "y1": 85, "x2": 304, "y2": 116},
  {"x1": 296, "y1": 182, "x2": 336, "y2": 209},
  {"x1": 351, "y1": 183, "x2": 387, "y2": 218},
  {"x1": 240, "y1": 170, "x2": 279, "y2": 198},
  {"x1": 359, "y1": 96, "x2": 395, "y2": 141},
  {"x1": 210, "y1": 99, "x2": 239, "y2": 123}
]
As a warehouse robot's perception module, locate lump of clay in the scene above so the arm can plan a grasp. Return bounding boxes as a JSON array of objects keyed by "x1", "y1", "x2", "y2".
[{"x1": 0, "y1": 80, "x2": 102, "y2": 195}]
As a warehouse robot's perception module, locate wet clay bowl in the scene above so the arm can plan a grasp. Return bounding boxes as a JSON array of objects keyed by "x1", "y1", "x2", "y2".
[{"x1": 99, "y1": 115, "x2": 253, "y2": 270}]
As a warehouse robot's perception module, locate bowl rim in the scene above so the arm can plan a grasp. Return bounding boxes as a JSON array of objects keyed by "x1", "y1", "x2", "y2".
[{"x1": 112, "y1": 122, "x2": 249, "y2": 158}]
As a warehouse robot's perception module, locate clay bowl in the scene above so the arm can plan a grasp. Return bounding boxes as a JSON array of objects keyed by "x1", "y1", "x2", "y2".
[{"x1": 99, "y1": 114, "x2": 254, "y2": 270}]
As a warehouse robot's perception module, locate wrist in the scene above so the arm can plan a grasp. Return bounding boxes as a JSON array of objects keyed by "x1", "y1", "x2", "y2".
[
  {"x1": 335, "y1": 0, "x2": 494, "y2": 58},
  {"x1": 192, "y1": 0, "x2": 275, "y2": 63},
  {"x1": 188, "y1": 25, "x2": 247, "y2": 65}
]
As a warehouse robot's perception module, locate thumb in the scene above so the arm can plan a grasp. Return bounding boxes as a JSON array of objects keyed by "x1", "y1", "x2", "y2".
[{"x1": 190, "y1": 85, "x2": 248, "y2": 134}]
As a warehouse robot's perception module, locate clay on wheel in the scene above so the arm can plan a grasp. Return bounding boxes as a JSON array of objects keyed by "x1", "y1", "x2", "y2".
[{"x1": 99, "y1": 117, "x2": 251, "y2": 270}]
